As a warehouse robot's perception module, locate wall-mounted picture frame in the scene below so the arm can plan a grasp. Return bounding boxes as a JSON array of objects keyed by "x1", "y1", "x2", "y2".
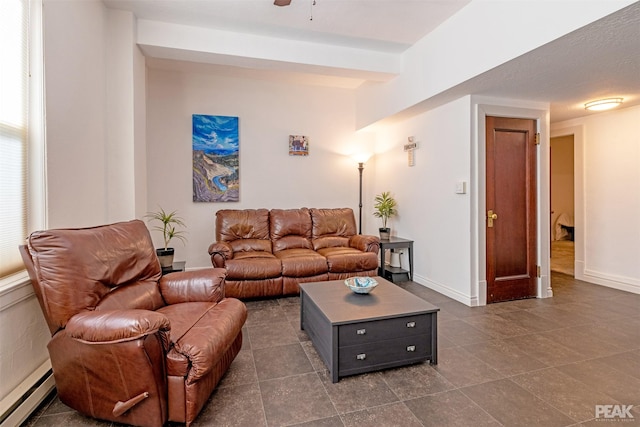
[
  {"x1": 289, "y1": 135, "x2": 309, "y2": 156},
  {"x1": 192, "y1": 114, "x2": 239, "y2": 202}
]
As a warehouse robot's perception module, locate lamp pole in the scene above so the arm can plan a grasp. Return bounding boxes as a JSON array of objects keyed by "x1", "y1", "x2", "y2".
[{"x1": 358, "y1": 162, "x2": 364, "y2": 234}]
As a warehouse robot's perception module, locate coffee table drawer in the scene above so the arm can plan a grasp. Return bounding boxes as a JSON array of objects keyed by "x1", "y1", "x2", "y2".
[
  {"x1": 339, "y1": 334, "x2": 430, "y2": 373},
  {"x1": 338, "y1": 314, "x2": 431, "y2": 346}
]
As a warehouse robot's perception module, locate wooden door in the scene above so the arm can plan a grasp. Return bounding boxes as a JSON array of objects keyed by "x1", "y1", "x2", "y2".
[{"x1": 486, "y1": 116, "x2": 537, "y2": 303}]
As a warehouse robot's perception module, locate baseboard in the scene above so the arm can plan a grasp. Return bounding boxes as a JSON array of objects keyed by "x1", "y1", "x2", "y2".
[
  {"x1": 0, "y1": 360, "x2": 54, "y2": 427},
  {"x1": 540, "y1": 274, "x2": 553, "y2": 298},
  {"x1": 581, "y1": 268, "x2": 640, "y2": 295},
  {"x1": 413, "y1": 274, "x2": 476, "y2": 306}
]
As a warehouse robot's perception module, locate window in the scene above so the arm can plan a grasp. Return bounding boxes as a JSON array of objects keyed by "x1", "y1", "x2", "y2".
[
  {"x1": 0, "y1": 0, "x2": 42, "y2": 282},
  {"x1": 0, "y1": 0, "x2": 29, "y2": 279}
]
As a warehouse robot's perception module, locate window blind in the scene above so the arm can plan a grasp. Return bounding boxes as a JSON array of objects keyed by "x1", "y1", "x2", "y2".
[{"x1": 0, "y1": 0, "x2": 29, "y2": 278}]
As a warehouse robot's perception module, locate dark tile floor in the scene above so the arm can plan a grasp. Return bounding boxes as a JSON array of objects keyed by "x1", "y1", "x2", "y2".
[{"x1": 24, "y1": 272, "x2": 640, "y2": 426}]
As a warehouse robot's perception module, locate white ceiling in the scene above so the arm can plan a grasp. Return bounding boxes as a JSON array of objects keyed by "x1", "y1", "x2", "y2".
[
  {"x1": 104, "y1": 0, "x2": 471, "y2": 52},
  {"x1": 103, "y1": 0, "x2": 640, "y2": 123}
]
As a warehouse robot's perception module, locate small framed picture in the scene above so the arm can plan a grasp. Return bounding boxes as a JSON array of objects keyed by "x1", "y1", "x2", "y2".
[{"x1": 289, "y1": 135, "x2": 309, "y2": 156}]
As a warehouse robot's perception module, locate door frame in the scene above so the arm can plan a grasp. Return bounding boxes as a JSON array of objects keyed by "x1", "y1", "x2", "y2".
[{"x1": 471, "y1": 97, "x2": 552, "y2": 306}]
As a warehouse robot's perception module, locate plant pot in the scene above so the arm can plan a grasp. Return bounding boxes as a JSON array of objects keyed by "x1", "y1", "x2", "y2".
[
  {"x1": 156, "y1": 248, "x2": 175, "y2": 269},
  {"x1": 379, "y1": 228, "x2": 391, "y2": 240}
]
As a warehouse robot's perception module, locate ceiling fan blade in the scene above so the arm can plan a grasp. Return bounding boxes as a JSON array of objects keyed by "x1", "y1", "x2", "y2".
[{"x1": 274, "y1": 0, "x2": 291, "y2": 6}]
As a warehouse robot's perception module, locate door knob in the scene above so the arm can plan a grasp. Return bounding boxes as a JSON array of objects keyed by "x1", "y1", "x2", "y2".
[{"x1": 487, "y1": 210, "x2": 498, "y2": 228}]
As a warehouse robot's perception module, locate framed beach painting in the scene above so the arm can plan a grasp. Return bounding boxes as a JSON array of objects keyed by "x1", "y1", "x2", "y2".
[{"x1": 192, "y1": 114, "x2": 239, "y2": 202}]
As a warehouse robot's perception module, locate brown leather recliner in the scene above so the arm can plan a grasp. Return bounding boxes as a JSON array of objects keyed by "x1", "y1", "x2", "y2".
[{"x1": 19, "y1": 220, "x2": 247, "y2": 427}]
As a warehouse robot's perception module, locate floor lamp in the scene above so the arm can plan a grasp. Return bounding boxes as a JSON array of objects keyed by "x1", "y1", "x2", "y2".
[
  {"x1": 352, "y1": 153, "x2": 371, "y2": 235},
  {"x1": 358, "y1": 162, "x2": 364, "y2": 234}
]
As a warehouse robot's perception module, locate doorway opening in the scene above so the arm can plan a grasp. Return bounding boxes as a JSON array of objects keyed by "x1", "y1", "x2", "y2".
[{"x1": 550, "y1": 135, "x2": 575, "y2": 276}]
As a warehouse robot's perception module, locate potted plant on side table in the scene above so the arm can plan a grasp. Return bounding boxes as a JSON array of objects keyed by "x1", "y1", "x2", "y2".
[
  {"x1": 146, "y1": 207, "x2": 187, "y2": 270},
  {"x1": 373, "y1": 191, "x2": 397, "y2": 240}
]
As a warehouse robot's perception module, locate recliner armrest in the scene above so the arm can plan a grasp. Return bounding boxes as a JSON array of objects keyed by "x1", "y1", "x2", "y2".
[
  {"x1": 66, "y1": 309, "x2": 170, "y2": 345},
  {"x1": 349, "y1": 234, "x2": 380, "y2": 254},
  {"x1": 160, "y1": 268, "x2": 227, "y2": 304},
  {"x1": 208, "y1": 241, "x2": 233, "y2": 268}
]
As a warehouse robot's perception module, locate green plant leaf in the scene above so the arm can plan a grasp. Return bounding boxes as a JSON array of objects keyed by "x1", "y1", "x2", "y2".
[
  {"x1": 373, "y1": 191, "x2": 397, "y2": 228},
  {"x1": 145, "y1": 206, "x2": 188, "y2": 250}
]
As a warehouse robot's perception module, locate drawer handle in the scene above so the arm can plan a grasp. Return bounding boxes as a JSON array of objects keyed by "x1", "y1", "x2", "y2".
[
  {"x1": 356, "y1": 353, "x2": 367, "y2": 360},
  {"x1": 406, "y1": 321, "x2": 416, "y2": 328},
  {"x1": 356, "y1": 329, "x2": 366, "y2": 335},
  {"x1": 407, "y1": 345, "x2": 416, "y2": 352}
]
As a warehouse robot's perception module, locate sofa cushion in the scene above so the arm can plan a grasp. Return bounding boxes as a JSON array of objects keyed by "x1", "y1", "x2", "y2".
[
  {"x1": 230, "y1": 238, "x2": 272, "y2": 254},
  {"x1": 274, "y1": 235, "x2": 313, "y2": 251},
  {"x1": 225, "y1": 256, "x2": 282, "y2": 280},
  {"x1": 312, "y1": 236, "x2": 350, "y2": 250},
  {"x1": 310, "y1": 208, "x2": 357, "y2": 239},
  {"x1": 270, "y1": 208, "x2": 313, "y2": 252},
  {"x1": 216, "y1": 209, "x2": 271, "y2": 251},
  {"x1": 275, "y1": 248, "x2": 328, "y2": 276},
  {"x1": 316, "y1": 247, "x2": 379, "y2": 273}
]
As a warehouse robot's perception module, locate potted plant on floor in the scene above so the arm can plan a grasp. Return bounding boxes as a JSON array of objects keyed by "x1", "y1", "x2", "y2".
[
  {"x1": 373, "y1": 191, "x2": 397, "y2": 240},
  {"x1": 146, "y1": 207, "x2": 187, "y2": 269}
]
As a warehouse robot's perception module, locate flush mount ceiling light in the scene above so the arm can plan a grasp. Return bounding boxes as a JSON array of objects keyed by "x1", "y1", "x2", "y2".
[{"x1": 584, "y1": 98, "x2": 623, "y2": 111}]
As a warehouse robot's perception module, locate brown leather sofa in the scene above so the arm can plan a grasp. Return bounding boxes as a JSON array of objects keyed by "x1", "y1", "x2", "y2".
[
  {"x1": 20, "y1": 220, "x2": 247, "y2": 427},
  {"x1": 208, "y1": 207, "x2": 380, "y2": 298}
]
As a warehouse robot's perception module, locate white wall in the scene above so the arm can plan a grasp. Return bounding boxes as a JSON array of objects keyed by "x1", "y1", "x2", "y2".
[
  {"x1": 44, "y1": 0, "x2": 108, "y2": 228},
  {"x1": 552, "y1": 105, "x2": 640, "y2": 293},
  {"x1": 146, "y1": 67, "x2": 370, "y2": 269},
  {"x1": 133, "y1": 22, "x2": 148, "y2": 220},
  {"x1": 367, "y1": 96, "x2": 473, "y2": 304},
  {"x1": 0, "y1": 287, "x2": 50, "y2": 402},
  {"x1": 44, "y1": 1, "x2": 144, "y2": 227},
  {"x1": 105, "y1": 9, "x2": 148, "y2": 222}
]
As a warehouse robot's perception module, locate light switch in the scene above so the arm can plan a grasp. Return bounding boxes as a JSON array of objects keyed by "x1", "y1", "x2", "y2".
[{"x1": 455, "y1": 181, "x2": 466, "y2": 194}]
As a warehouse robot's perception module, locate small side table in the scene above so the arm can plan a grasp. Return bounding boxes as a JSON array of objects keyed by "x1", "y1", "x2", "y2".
[
  {"x1": 162, "y1": 261, "x2": 186, "y2": 275},
  {"x1": 379, "y1": 237, "x2": 413, "y2": 282}
]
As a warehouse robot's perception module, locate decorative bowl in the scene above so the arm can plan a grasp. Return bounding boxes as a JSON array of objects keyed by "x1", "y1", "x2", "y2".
[{"x1": 344, "y1": 277, "x2": 378, "y2": 294}]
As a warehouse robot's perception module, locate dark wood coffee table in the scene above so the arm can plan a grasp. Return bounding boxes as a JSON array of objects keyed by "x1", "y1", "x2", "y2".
[{"x1": 300, "y1": 277, "x2": 439, "y2": 382}]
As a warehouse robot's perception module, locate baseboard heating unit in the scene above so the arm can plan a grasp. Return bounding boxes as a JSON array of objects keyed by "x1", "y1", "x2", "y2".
[{"x1": 0, "y1": 360, "x2": 54, "y2": 427}]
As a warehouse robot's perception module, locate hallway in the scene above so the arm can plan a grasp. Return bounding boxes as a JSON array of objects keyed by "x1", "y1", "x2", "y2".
[{"x1": 551, "y1": 240, "x2": 575, "y2": 276}]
